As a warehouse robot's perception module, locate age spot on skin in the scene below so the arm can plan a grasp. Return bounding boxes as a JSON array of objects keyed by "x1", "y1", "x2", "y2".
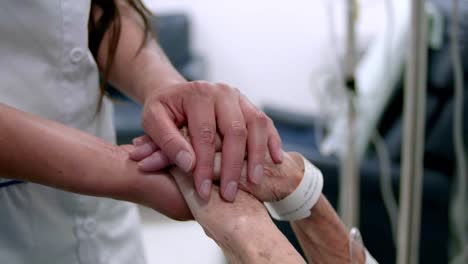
[{"x1": 258, "y1": 250, "x2": 272, "y2": 261}]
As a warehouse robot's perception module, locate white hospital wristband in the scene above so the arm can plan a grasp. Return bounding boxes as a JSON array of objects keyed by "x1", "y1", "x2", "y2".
[{"x1": 265, "y1": 157, "x2": 323, "y2": 221}]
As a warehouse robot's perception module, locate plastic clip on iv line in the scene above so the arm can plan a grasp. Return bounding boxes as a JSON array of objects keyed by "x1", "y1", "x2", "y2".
[
  {"x1": 349, "y1": 228, "x2": 379, "y2": 264},
  {"x1": 265, "y1": 157, "x2": 324, "y2": 221}
]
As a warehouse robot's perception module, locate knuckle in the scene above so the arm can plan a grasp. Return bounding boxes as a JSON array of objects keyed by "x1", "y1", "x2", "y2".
[
  {"x1": 240, "y1": 94, "x2": 251, "y2": 104},
  {"x1": 191, "y1": 80, "x2": 210, "y2": 89},
  {"x1": 229, "y1": 162, "x2": 245, "y2": 173},
  {"x1": 158, "y1": 132, "x2": 181, "y2": 150},
  {"x1": 249, "y1": 151, "x2": 267, "y2": 164},
  {"x1": 229, "y1": 121, "x2": 247, "y2": 137},
  {"x1": 216, "y1": 83, "x2": 233, "y2": 94},
  {"x1": 249, "y1": 110, "x2": 268, "y2": 127},
  {"x1": 197, "y1": 125, "x2": 216, "y2": 144},
  {"x1": 232, "y1": 87, "x2": 241, "y2": 96},
  {"x1": 142, "y1": 105, "x2": 161, "y2": 130},
  {"x1": 256, "y1": 111, "x2": 268, "y2": 123},
  {"x1": 197, "y1": 161, "x2": 214, "y2": 172},
  {"x1": 190, "y1": 81, "x2": 213, "y2": 97},
  {"x1": 252, "y1": 144, "x2": 268, "y2": 157}
]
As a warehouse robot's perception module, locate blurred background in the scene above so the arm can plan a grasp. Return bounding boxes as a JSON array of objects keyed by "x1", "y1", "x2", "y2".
[{"x1": 110, "y1": 0, "x2": 468, "y2": 263}]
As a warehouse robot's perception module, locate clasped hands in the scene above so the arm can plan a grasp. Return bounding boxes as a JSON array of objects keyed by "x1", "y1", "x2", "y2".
[
  {"x1": 118, "y1": 82, "x2": 365, "y2": 263},
  {"x1": 129, "y1": 127, "x2": 305, "y2": 220},
  {"x1": 118, "y1": 129, "x2": 367, "y2": 263},
  {"x1": 125, "y1": 129, "x2": 307, "y2": 262},
  {"x1": 138, "y1": 81, "x2": 283, "y2": 202}
]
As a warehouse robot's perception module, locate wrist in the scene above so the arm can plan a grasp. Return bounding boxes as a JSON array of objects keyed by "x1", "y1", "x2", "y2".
[
  {"x1": 265, "y1": 155, "x2": 323, "y2": 221},
  {"x1": 136, "y1": 48, "x2": 186, "y2": 103},
  {"x1": 274, "y1": 152, "x2": 305, "y2": 200},
  {"x1": 98, "y1": 145, "x2": 140, "y2": 200},
  {"x1": 114, "y1": 148, "x2": 193, "y2": 220},
  {"x1": 138, "y1": 76, "x2": 186, "y2": 104}
]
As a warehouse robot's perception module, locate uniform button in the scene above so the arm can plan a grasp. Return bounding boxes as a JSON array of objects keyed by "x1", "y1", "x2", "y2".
[
  {"x1": 83, "y1": 219, "x2": 97, "y2": 234},
  {"x1": 70, "y1": 47, "x2": 85, "y2": 63}
]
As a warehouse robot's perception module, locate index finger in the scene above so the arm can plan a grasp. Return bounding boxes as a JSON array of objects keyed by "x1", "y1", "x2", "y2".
[{"x1": 142, "y1": 103, "x2": 195, "y2": 173}]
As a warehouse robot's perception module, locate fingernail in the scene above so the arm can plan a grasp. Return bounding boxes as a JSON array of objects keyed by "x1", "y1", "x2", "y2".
[
  {"x1": 131, "y1": 143, "x2": 153, "y2": 159},
  {"x1": 176, "y1": 151, "x2": 193, "y2": 172},
  {"x1": 251, "y1": 164, "x2": 264, "y2": 184},
  {"x1": 132, "y1": 137, "x2": 145, "y2": 146},
  {"x1": 140, "y1": 143, "x2": 154, "y2": 153},
  {"x1": 138, "y1": 155, "x2": 161, "y2": 171},
  {"x1": 199, "y1": 180, "x2": 212, "y2": 200},
  {"x1": 224, "y1": 181, "x2": 238, "y2": 202}
]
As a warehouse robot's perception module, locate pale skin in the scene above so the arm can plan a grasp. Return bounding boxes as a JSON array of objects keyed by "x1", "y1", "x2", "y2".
[
  {"x1": 0, "y1": 103, "x2": 192, "y2": 220},
  {"x1": 1, "y1": 2, "x2": 366, "y2": 261},
  {"x1": 0, "y1": 104, "x2": 364, "y2": 261},
  {"x1": 94, "y1": 1, "x2": 284, "y2": 201},
  {"x1": 137, "y1": 129, "x2": 365, "y2": 263},
  {"x1": 170, "y1": 151, "x2": 367, "y2": 264},
  {"x1": 0, "y1": 0, "x2": 282, "y2": 219}
]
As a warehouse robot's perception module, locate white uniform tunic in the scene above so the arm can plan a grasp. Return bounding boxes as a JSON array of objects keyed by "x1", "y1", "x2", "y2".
[{"x1": 0, "y1": 1, "x2": 146, "y2": 264}]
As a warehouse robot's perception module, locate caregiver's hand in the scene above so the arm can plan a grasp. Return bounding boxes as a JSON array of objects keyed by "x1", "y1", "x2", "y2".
[{"x1": 140, "y1": 81, "x2": 283, "y2": 202}]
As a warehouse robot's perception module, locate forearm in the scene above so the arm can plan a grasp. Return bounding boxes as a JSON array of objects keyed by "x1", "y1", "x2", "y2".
[
  {"x1": 290, "y1": 195, "x2": 365, "y2": 264},
  {"x1": 0, "y1": 103, "x2": 190, "y2": 219},
  {"x1": 95, "y1": 1, "x2": 185, "y2": 103},
  {"x1": 0, "y1": 103, "x2": 131, "y2": 196},
  {"x1": 222, "y1": 221, "x2": 306, "y2": 264}
]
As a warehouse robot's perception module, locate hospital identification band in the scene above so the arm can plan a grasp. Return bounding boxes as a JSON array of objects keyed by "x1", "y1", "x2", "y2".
[{"x1": 265, "y1": 157, "x2": 324, "y2": 221}]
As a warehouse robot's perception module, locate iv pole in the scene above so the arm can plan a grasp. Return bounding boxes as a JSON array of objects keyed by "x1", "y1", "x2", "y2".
[
  {"x1": 397, "y1": 0, "x2": 427, "y2": 263},
  {"x1": 339, "y1": 1, "x2": 428, "y2": 262},
  {"x1": 339, "y1": 0, "x2": 360, "y2": 228}
]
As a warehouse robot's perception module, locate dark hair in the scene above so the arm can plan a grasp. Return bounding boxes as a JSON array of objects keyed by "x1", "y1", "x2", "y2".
[{"x1": 88, "y1": 0, "x2": 151, "y2": 104}]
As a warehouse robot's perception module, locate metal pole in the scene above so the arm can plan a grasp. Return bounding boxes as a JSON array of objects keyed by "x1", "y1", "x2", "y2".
[
  {"x1": 339, "y1": 0, "x2": 360, "y2": 228},
  {"x1": 397, "y1": 0, "x2": 427, "y2": 263}
]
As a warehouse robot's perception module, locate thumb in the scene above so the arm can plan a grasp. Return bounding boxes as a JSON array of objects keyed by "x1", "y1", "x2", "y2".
[
  {"x1": 143, "y1": 104, "x2": 196, "y2": 173},
  {"x1": 171, "y1": 167, "x2": 206, "y2": 213}
]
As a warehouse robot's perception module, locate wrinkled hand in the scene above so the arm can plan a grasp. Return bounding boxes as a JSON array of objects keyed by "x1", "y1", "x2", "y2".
[
  {"x1": 171, "y1": 165, "x2": 306, "y2": 264},
  {"x1": 211, "y1": 151, "x2": 305, "y2": 202},
  {"x1": 170, "y1": 167, "x2": 271, "y2": 247},
  {"x1": 139, "y1": 81, "x2": 283, "y2": 202}
]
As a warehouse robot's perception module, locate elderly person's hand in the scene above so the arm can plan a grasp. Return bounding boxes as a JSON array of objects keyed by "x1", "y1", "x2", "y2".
[
  {"x1": 130, "y1": 130, "x2": 372, "y2": 264},
  {"x1": 171, "y1": 167, "x2": 305, "y2": 264},
  {"x1": 210, "y1": 151, "x2": 305, "y2": 202},
  {"x1": 172, "y1": 152, "x2": 370, "y2": 264}
]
